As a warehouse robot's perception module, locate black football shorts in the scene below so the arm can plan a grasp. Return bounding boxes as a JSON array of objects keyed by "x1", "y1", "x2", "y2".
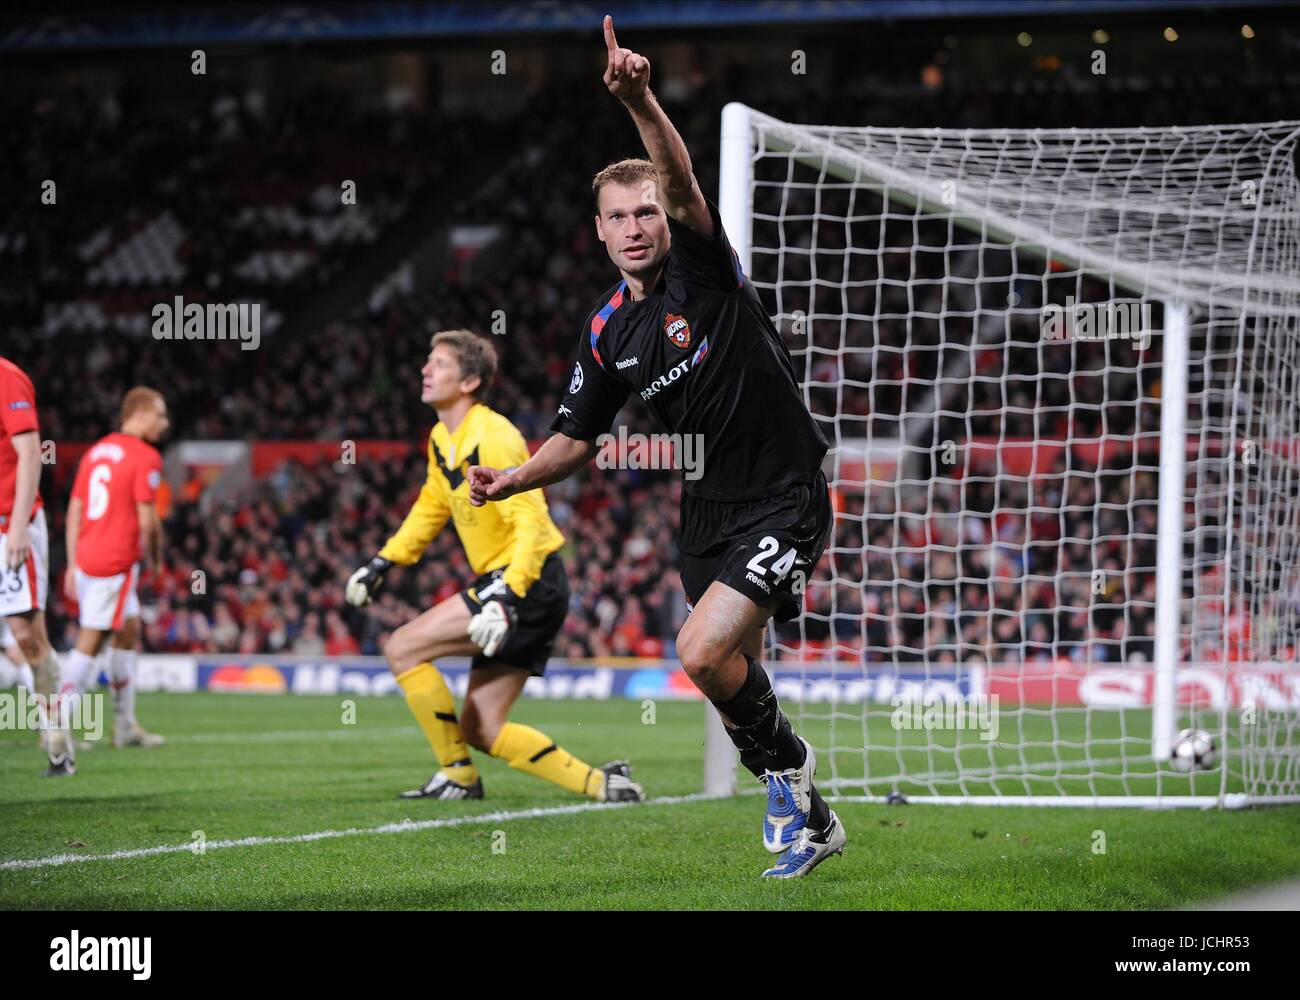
[
  {"x1": 459, "y1": 551, "x2": 569, "y2": 676},
  {"x1": 679, "y1": 471, "x2": 832, "y2": 623}
]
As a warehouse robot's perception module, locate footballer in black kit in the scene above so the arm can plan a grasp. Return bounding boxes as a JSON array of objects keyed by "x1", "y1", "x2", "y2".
[
  {"x1": 552, "y1": 197, "x2": 832, "y2": 624},
  {"x1": 469, "y1": 15, "x2": 845, "y2": 878}
]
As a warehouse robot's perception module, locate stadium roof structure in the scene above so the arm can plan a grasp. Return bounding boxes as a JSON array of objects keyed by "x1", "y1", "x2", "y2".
[{"x1": 3, "y1": 1, "x2": 1294, "y2": 52}]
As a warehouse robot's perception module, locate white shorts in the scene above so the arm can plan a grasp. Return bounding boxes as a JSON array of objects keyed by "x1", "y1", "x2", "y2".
[
  {"x1": 75, "y1": 563, "x2": 140, "y2": 631},
  {"x1": 0, "y1": 508, "x2": 49, "y2": 617}
]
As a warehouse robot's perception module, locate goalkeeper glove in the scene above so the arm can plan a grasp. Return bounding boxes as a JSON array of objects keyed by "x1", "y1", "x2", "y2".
[
  {"x1": 346, "y1": 556, "x2": 393, "y2": 607},
  {"x1": 466, "y1": 588, "x2": 520, "y2": 658}
]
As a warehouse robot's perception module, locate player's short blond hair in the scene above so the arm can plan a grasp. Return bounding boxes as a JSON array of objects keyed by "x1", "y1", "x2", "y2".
[
  {"x1": 592, "y1": 158, "x2": 659, "y2": 210},
  {"x1": 431, "y1": 329, "x2": 497, "y2": 398},
  {"x1": 120, "y1": 386, "x2": 165, "y2": 425}
]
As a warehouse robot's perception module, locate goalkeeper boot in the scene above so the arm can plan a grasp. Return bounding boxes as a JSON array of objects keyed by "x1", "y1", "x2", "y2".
[
  {"x1": 398, "y1": 771, "x2": 484, "y2": 801},
  {"x1": 762, "y1": 810, "x2": 846, "y2": 879},
  {"x1": 761, "y1": 737, "x2": 816, "y2": 853},
  {"x1": 599, "y1": 760, "x2": 646, "y2": 803}
]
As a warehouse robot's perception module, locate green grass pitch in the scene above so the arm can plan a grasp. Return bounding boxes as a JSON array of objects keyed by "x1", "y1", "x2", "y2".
[{"x1": 2, "y1": 691, "x2": 1298, "y2": 910}]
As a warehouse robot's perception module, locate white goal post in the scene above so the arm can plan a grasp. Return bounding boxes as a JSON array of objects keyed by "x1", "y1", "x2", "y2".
[{"x1": 706, "y1": 103, "x2": 1300, "y2": 808}]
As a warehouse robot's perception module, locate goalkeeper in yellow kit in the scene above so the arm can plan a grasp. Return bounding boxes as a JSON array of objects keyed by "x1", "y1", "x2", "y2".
[{"x1": 345, "y1": 329, "x2": 645, "y2": 803}]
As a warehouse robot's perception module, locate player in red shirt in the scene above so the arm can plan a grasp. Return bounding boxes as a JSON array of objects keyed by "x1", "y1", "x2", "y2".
[
  {"x1": 0, "y1": 354, "x2": 74, "y2": 775},
  {"x1": 62, "y1": 387, "x2": 170, "y2": 748}
]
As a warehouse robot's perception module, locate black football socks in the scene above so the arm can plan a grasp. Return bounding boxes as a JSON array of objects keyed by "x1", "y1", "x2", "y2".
[{"x1": 712, "y1": 654, "x2": 832, "y2": 831}]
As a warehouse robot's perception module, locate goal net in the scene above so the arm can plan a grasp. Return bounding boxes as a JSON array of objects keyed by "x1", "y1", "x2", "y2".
[{"x1": 716, "y1": 105, "x2": 1300, "y2": 807}]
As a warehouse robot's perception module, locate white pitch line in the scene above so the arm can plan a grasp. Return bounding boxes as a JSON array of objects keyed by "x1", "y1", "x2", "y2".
[
  {"x1": 857, "y1": 753, "x2": 1135, "y2": 786},
  {"x1": 0, "y1": 793, "x2": 723, "y2": 872}
]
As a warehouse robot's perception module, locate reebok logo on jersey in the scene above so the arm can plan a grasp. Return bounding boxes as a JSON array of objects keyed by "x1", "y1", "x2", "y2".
[
  {"x1": 615, "y1": 356, "x2": 639, "y2": 370},
  {"x1": 640, "y1": 360, "x2": 691, "y2": 401},
  {"x1": 664, "y1": 313, "x2": 691, "y2": 349},
  {"x1": 8, "y1": 400, "x2": 31, "y2": 410}
]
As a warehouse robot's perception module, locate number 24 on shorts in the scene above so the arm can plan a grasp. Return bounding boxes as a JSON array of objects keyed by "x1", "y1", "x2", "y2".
[{"x1": 746, "y1": 536, "x2": 806, "y2": 594}]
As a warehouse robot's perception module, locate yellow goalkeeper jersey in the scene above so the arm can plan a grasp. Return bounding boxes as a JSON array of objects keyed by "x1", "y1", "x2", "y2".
[{"x1": 378, "y1": 401, "x2": 564, "y2": 599}]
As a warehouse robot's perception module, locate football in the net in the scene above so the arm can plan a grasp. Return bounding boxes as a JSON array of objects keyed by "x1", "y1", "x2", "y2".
[{"x1": 1170, "y1": 728, "x2": 1218, "y2": 773}]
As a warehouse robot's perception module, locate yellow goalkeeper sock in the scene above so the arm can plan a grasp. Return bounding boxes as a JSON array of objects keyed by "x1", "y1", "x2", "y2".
[
  {"x1": 395, "y1": 663, "x2": 479, "y2": 786},
  {"x1": 489, "y1": 722, "x2": 603, "y2": 798}
]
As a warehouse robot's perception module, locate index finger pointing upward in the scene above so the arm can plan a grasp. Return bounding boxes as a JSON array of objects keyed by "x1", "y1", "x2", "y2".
[{"x1": 603, "y1": 14, "x2": 618, "y2": 53}]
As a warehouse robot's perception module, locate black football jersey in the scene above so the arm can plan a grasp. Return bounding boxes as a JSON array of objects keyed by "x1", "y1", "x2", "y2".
[{"x1": 550, "y1": 198, "x2": 828, "y2": 503}]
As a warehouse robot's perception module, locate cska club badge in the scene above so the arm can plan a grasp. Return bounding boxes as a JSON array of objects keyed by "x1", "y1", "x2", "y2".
[{"x1": 664, "y1": 313, "x2": 691, "y2": 349}]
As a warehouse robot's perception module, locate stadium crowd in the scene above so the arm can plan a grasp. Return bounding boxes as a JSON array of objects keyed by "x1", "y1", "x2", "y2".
[
  {"x1": 12, "y1": 47, "x2": 1296, "y2": 665},
  {"x1": 104, "y1": 455, "x2": 691, "y2": 662}
]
